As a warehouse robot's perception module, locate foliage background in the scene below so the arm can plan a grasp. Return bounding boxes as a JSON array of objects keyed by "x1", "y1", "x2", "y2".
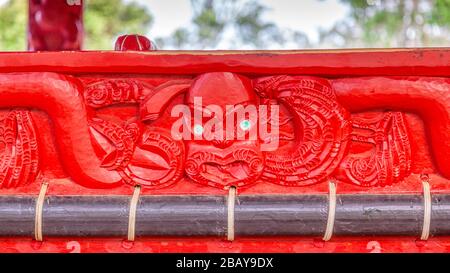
[{"x1": 0, "y1": 0, "x2": 449, "y2": 51}]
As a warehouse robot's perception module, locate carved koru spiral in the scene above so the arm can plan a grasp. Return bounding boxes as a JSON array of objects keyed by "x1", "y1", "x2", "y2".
[{"x1": 254, "y1": 76, "x2": 352, "y2": 186}]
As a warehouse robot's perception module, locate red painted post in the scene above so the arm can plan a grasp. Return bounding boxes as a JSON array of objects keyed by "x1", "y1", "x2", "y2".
[{"x1": 28, "y1": 0, "x2": 84, "y2": 51}]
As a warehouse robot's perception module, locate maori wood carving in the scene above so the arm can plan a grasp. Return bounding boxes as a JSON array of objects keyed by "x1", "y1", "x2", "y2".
[
  {"x1": 3, "y1": 0, "x2": 449, "y2": 254},
  {"x1": 4, "y1": 69, "x2": 450, "y2": 191},
  {"x1": 0, "y1": 49, "x2": 449, "y2": 253}
]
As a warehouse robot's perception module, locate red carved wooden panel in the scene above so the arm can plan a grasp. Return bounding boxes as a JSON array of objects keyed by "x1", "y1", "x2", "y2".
[{"x1": 0, "y1": 48, "x2": 450, "y2": 253}]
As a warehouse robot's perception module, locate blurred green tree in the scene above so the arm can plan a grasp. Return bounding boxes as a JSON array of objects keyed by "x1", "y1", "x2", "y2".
[
  {"x1": 0, "y1": 0, "x2": 27, "y2": 51},
  {"x1": 0, "y1": 0, "x2": 153, "y2": 51},
  {"x1": 320, "y1": 0, "x2": 450, "y2": 48},
  {"x1": 84, "y1": 0, "x2": 153, "y2": 49}
]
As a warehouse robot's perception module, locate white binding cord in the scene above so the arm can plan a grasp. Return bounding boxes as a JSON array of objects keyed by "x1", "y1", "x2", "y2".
[
  {"x1": 227, "y1": 186, "x2": 237, "y2": 241},
  {"x1": 323, "y1": 181, "x2": 337, "y2": 241},
  {"x1": 34, "y1": 182, "x2": 49, "y2": 242},
  {"x1": 127, "y1": 185, "x2": 141, "y2": 241},
  {"x1": 421, "y1": 180, "x2": 432, "y2": 241}
]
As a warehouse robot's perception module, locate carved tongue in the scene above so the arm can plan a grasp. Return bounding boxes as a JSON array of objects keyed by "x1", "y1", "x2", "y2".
[
  {"x1": 227, "y1": 163, "x2": 249, "y2": 180},
  {"x1": 204, "y1": 162, "x2": 250, "y2": 182}
]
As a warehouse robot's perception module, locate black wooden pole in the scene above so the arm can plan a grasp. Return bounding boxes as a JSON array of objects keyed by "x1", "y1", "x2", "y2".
[{"x1": 0, "y1": 194, "x2": 448, "y2": 238}]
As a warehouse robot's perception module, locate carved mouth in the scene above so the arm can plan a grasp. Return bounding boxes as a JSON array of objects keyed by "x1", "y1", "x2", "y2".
[
  {"x1": 185, "y1": 149, "x2": 264, "y2": 188},
  {"x1": 200, "y1": 161, "x2": 250, "y2": 184}
]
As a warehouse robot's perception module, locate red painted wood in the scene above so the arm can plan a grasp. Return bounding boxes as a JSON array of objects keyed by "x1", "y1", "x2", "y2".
[
  {"x1": 1, "y1": 236, "x2": 450, "y2": 253},
  {"x1": 0, "y1": 47, "x2": 449, "y2": 252},
  {"x1": 0, "y1": 49, "x2": 448, "y2": 75}
]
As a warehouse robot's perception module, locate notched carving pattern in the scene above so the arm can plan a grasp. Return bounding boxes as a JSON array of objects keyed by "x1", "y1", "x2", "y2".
[
  {"x1": 0, "y1": 110, "x2": 39, "y2": 188},
  {"x1": 84, "y1": 79, "x2": 152, "y2": 108},
  {"x1": 340, "y1": 112, "x2": 412, "y2": 187}
]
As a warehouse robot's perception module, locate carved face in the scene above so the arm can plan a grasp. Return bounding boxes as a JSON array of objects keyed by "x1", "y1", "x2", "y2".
[
  {"x1": 183, "y1": 73, "x2": 265, "y2": 189},
  {"x1": 0, "y1": 71, "x2": 414, "y2": 191},
  {"x1": 137, "y1": 72, "x2": 353, "y2": 189}
]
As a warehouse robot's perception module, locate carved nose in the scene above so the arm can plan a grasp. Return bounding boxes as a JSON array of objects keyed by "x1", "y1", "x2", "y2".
[{"x1": 212, "y1": 139, "x2": 233, "y2": 149}]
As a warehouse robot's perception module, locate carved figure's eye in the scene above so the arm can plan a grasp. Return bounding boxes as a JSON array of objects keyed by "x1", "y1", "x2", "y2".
[
  {"x1": 193, "y1": 124, "x2": 204, "y2": 135},
  {"x1": 239, "y1": 119, "x2": 252, "y2": 131}
]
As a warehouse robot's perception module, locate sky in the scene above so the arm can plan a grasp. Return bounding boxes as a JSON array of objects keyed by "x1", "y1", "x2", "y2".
[{"x1": 138, "y1": 0, "x2": 349, "y2": 44}]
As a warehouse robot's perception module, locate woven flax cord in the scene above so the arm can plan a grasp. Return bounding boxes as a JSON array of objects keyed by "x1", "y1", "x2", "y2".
[
  {"x1": 227, "y1": 186, "x2": 237, "y2": 241},
  {"x1": 323, "y1": 181, "x2": 337, "y2": 241},
  {"x1": 421, "y1": 180, "x2": 432, "y2": 240},
  {"x1": 34, "y1": 182, "x2": 49, "y2": 241},
  {"x1": 127, "y1": 185, "x2": 141, "y2": 241}
]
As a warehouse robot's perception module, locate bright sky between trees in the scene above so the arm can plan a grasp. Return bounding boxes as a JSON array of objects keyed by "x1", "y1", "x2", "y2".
[{"x1": 142, "y1": 0, "x2": 348, "y2": 45}]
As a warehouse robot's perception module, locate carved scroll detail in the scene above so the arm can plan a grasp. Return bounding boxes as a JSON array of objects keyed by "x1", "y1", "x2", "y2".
[
  {"x1": 119, "y1": 129, "x2": 185, "y2": 187},
  {"x1": 89, "y1": 118, "x2": 138, "y2": 171},
  {"x1": 254, "y1": 76, "x2": 352, "y2": 186},
  {"x1": 84, "y1": 79, "x2": 152, "y2": 108}
]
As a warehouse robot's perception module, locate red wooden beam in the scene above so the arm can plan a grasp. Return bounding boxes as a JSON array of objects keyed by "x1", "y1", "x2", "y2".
[{"x1": 0, "y1": 49, "x2": 448, "y2": 76}]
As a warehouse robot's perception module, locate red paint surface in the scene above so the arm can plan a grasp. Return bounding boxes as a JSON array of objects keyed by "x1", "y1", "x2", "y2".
[
  {"x1": 0, "y1": 49, "x2": 450, "y2": 252},
  {"x1": 2, "y1": 236, "x2": 450, "y2": 253},
  {"x1": 0, "y1": 49, "x2": 448, "y2": 76}
]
